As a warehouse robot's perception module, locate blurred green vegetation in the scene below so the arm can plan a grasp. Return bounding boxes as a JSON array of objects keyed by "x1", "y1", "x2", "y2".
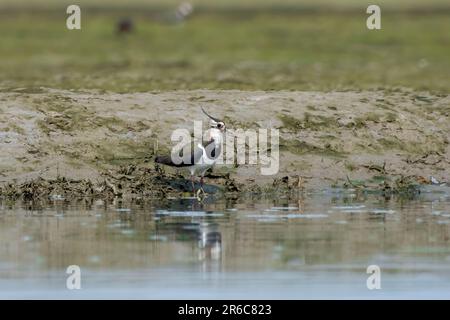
[
  {"x1": 1, "y1": 0, "x2": 449, "y2": 10},
  {"x1": 0, "y1": 5, "x2": 448, "y2": 92}
]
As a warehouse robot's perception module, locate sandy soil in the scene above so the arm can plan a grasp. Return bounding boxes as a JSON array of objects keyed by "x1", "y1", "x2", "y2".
[{"x1": 0, "y1": 88, "x2": 449, "y2": 190}]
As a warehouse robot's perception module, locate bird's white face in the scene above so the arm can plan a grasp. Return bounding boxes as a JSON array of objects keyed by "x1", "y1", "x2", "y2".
[
  {"x1": 209, "y1": 120, "x2": 225, "y2": 132},
  {"x1": 215, "y1": 121, "x2": 226, "y2": 132},
  {"x1": 208, "y1": 124, "x2": 224, "y2": 144}
]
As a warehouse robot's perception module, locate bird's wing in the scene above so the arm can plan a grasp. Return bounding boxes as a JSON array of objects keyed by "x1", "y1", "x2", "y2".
[
  {"x1": 155, "y1": 140, "x2": 204, "y2": 167},
  {"x1": 190, "y1": 142, "x2": 205, "y2": 164}
]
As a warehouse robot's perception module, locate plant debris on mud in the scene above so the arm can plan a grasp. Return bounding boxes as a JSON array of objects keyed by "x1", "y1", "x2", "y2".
[
  {"x1": 0, "y1": 165, "x2": 244, "y2": 200},
  {"x1": 1, "y1": 163, "x2": 442, "y2": 201}
]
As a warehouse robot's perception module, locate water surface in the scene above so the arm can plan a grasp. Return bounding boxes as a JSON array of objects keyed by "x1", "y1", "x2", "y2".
[{"x1": 1, "y1": 187, "x2": 450, "y2": 299}]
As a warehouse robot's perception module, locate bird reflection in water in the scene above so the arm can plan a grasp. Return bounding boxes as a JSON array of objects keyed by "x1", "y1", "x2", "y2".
[
  {"x1": 155, "y1": 198, "x2": 223, "y2": 273},
  {"x1": 197, "y1": 223, "x2": 222, "y2": 273}
]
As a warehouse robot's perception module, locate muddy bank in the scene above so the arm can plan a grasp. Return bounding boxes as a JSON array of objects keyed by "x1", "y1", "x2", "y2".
[
  {"x1": 0, "y1": 165, "x2": 236, "y2": 200},
  {"x1": 0, "y1": 88, "x2": 449, "y2": 197},
  {"x1": 0, "y1": 164, "x2": 439, "y2": 201}
]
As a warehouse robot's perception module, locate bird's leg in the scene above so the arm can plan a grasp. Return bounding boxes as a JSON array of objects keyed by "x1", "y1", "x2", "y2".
[
  {"x1": 200, "y1": 176, "x2": 205, "y2": 193},
  {"x1": 197, "y1": 176, "x2": 206, "y2": 197},
  {"x1": 191, "y1": 175, "x2": 196, "y2": 194}
]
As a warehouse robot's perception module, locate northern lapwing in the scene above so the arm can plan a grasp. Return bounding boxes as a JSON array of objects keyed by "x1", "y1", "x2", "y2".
[{"x1": 155, "y1": 107, "x2": 225, "y2": 195}]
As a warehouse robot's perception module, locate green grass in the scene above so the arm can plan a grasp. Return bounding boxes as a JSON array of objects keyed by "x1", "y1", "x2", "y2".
[
  {"x1": 0, "y1": 9, "x2": 449, "y2": 92},
  {"x1": 1, "y1": 0, "x2": 449, "y2": 11}
]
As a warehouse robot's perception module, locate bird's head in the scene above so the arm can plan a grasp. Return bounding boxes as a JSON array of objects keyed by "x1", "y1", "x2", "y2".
[
  {"x1": 212, "y1": 120, "x2": 226, "y2": 132},
  {"x1": 202, "y1": 107, "x2": 226, "y2": 133}
]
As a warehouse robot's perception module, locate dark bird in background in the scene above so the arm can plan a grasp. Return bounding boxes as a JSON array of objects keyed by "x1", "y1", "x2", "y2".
[{"x1": 116, "y1": 18, "x2": 134, "y2": 34}]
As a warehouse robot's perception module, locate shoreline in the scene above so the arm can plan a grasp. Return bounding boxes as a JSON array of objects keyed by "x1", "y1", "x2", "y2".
[
  {"x1": 1, "y1": 165, "x2": 447, "y2": 201},
  {"x1": 0, "y1": 88, "x2": 449, "y2": 198}
]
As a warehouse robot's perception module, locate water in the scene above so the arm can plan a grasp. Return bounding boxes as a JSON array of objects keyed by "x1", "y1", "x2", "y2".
[{"x1": 0, "y1": 187, "x2": 450, "y2": 299}]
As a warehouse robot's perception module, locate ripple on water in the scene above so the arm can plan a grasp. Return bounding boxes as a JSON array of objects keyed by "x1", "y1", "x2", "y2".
[
  {"x1": 107, "y1": 222, "x2": 128, "y2": 229},
  {"x1": 120, "y1": 229, "x2": 136, "y2": 236},
  {"x1": 269, "y1": 207, "x2": 299, "y2": 211},
  {"x1": 332, "y1": 205, "x2": 366, "y2": 210},
  {"x1": 369, "y1": 209, "x2": 396, "y2": 215},
  {"x1": 330, "y1": 205, "x2": 397, "y2": 215},
  {"x1": 246, "y1": 213, "x2": 328, "y2": 220},
  {"x1": 155, "y1": 210, "x2": 223, "y2": 217},
  {"x1": 149, "y1": 235, "x2": 168, "y2": 242},
  {"x1": 88, "y1": 255, "x2": 101, "y2": 263}
]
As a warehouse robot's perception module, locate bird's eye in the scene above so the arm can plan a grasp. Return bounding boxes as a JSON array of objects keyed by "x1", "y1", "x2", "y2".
[{"x1": 217, "y1": 123, "x2": 223, "y2": 128}]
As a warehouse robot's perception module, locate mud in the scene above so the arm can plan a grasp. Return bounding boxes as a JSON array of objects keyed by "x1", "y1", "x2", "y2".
[
  {"x1": 0, "y1": 163, "x2": 441, "y2": 201},
  {"x1": 0, "y1": 88, "x2": 449, "y2": 198}
]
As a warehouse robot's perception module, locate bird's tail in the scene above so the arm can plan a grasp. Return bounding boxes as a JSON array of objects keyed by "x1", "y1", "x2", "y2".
[{"x1": 155, "y1": 155, "x2": 174, "y2": 166}]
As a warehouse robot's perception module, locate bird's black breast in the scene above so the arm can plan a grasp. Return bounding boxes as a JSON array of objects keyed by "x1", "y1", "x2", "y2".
[{"x1": 203, "y1": 139, "x2": 221, "y2": 160}]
